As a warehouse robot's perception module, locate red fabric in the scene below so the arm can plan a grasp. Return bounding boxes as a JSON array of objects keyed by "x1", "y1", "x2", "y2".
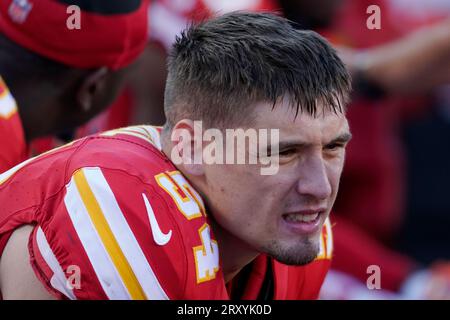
[
  {"x1": 334, "y1": 99, "x2": 407, "y2": 241},
  {"x1": 28, "y1": 227, "x2": 68, "y2": 300},
  {"x1": 0, "y1": 125, "x2": 331, "y2": 299},
  {"x1": 0, "y1": 76, "x2": 27, "y2": 173},
  {"x1": 234, "y1": 223, "x2": 333, "y2": 300},
  {"x1": 233, "y1": 253, "x2": 331, "y2": 300},
  {"x1": 149, "y1": 0, "x2": 279, "y2": 51},
  {"x1": 0, "y1": 0, "x2": 149, "y2": 70},
  {"x1": 0, "y1": 127, "x2": 227, "y2": 299},
  {"x1": 331, "y1": 215, "x2": 417, "y2": 291},
  {"x1": 237, "y1": 255, "x2": 267, "y2": 299},
  {"x1": 321, "y1": 0, "x2": 429, "y2": 241},
  {"x1": 315, "y1": 0, "x2": 433, "y2": 291},
  {"x1": 273, "y1": 258, "x2": 331, "y2": 299},
  {"x1": 160, "y1": 0, "x2": 279, "y2": 21},
  {"x1": 188, "y1": 0, "x2": 279, "y2": 20},
  {"x1": 324, "y1": 0, "x2": 404, "y2": 48}
]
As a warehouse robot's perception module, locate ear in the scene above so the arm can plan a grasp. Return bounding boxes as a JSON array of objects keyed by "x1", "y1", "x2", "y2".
[
  {"x1": 76, "y1": 67, "x2": 109, "y2": 112},
  {"x1": 169, "y1": 119, "x2": 205, "y2": 176}
]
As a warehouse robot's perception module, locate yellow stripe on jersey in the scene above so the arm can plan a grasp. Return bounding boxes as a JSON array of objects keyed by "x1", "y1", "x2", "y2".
[
  {"x1": 73, "y1": 170, "x2": 147, "y2": 300},
  {"x1": 0, "y1": 77, "x2": 8, "y2": 98}
]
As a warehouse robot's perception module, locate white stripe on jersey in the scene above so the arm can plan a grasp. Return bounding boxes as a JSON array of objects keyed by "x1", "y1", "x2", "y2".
[
  {"x1": 35, "y1": 227, "x2": 77, "y2": 300},
  {"x1": 64, "y1": 174, "x2": 131, "y2": 299},
  {"x1": 0, "y1": 88, "x2": 17, "y2": 118},
  {"x1": 141, "y1": 126, "x2": 162, "y2": 150},
  {"x1": 82, "y1": 167, "x2": 169, "y2": 300},
  {"x1": 324, "y1": 218, "x2": 333, "y2": 255}
]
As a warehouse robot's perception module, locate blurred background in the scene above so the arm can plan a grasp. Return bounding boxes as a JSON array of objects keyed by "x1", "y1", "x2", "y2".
[{"x1": 1, "y1": 0, "x2": 450, "y2": 299}]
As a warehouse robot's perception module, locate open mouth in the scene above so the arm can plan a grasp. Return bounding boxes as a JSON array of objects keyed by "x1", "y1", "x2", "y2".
[
  {"x1": 284, "y1": 212, "x2": 320, "y2": 223},
  {"x1": 281, "y1": 210, "x2": 325, "y2": 234}
]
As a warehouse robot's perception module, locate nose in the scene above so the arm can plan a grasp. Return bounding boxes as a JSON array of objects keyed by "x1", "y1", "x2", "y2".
[{"x1": 296, "y1": 154, "x2": 332, "y2": 201}]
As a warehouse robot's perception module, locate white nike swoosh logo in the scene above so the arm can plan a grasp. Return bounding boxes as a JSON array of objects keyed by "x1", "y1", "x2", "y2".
[{"x1": 142, "y1": 193, "x2": 172, "y2": 246}]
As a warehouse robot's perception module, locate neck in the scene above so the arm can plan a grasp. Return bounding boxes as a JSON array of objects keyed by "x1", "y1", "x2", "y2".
[
  {"x1": 160, "y1": 133, "x2": 260, "y2": 283},
  {"x1": 209, "y1": 219, "x2": 260, "y2": 283},
  {"x1": 6, "y1": 79, "x2": 60, "y2": 141}
]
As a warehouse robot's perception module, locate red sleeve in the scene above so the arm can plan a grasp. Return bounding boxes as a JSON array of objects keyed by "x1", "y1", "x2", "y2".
[
  {"x1": 28, "y1": 167, "x2": 188, "y2": 300},
  {"x1": 1, "y1": 129, "x2": 227, "y2": 300}
]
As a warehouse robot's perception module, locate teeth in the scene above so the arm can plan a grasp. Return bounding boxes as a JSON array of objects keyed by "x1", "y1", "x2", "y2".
[{"x1": 285, "y1": 213, "x2": 319, "y2": 223}]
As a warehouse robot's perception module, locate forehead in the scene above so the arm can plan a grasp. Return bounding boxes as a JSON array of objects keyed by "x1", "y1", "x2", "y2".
[{"x1": 250, "y1": 99, "x2": 349, "y2": 144}]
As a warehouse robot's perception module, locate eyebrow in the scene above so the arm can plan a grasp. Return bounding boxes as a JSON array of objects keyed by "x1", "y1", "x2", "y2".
[
  {"x1": 274, "y1": 132, "x2": 353, "y2": 150},
  {"x1": 325, "y1": 132, "x2": 353, "y2": 146}
]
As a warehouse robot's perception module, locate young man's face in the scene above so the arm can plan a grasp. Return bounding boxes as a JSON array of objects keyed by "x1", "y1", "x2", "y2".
[{"x1": 201, "y1": 99, "x2": 351, "y2": 265}]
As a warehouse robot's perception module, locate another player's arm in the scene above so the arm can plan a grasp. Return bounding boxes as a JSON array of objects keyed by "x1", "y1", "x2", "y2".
[
  {"x1": 0, "y1": 225, "x2": 56, "y2": 300},
  {"x1": 338, "y1": 18, "x2": 450, "y2": 94}
]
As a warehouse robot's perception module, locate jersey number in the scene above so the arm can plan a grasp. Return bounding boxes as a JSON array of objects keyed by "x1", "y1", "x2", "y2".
[{"x1": 155, "y1": 171, "x2": 219, "y2": 283}]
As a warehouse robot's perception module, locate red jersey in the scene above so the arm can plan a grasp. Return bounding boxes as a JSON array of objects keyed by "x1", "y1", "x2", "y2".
[
  {"x1": 0, "y1": 126, "x2": 332, "y2": 300},
  {"x1": 0, "y1": 76, "x2": 27, "y2": 173},
  {"x1": 229, "y1": 223, "x2": 333, "y2": 300}
]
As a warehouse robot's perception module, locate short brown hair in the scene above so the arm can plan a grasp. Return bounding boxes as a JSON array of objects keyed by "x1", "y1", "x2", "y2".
[{"x1": 164, "y1": 11, "x2": 351, "y2": 129}]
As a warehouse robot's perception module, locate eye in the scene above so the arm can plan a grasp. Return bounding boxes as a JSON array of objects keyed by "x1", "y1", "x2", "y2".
[
  {"x1": 324, "y1": 142, "x2": 345, "y2": 152},
  {"x1": 278, "y1": 148, "x2": 297, "y2": 157}
]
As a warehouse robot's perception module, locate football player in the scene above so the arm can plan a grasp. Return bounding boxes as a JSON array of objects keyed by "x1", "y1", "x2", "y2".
[
  {"x1": 0, "y1": 12, "x2": 351, "y2": 300},
  {"x1": 0, "y1": 0, "x2": 149, "y2": 172}
]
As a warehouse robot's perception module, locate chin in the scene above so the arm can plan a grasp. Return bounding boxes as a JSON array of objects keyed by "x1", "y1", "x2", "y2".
[{"x1": 264, "y1": 238, "x2": 320, "y2": 266}]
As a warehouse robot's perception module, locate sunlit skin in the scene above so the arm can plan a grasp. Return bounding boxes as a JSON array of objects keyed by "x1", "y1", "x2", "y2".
[{"x1": 163, "y1": 97, "x2": 351, "y2": 282}]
